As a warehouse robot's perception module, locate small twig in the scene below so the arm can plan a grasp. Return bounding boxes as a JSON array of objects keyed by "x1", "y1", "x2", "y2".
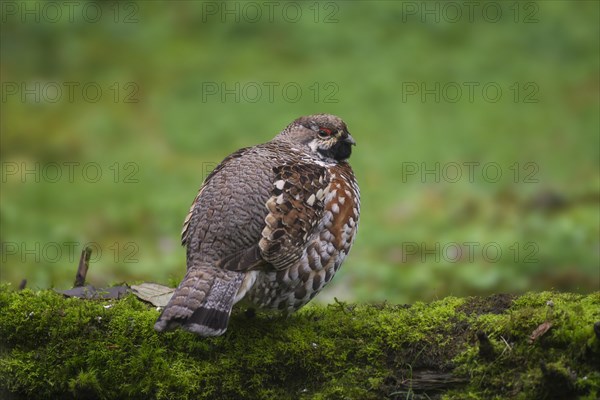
[
  {"x1": 332, "y1": 297, "x2": 348, "y2": 314},
  {"x1": 74, "y1": 247, "x2": 92, "y2": 287}
]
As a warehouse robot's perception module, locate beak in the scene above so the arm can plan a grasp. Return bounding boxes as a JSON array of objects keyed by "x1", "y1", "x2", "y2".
[{"x1": 342, "y1": 132, "x2": 356, "y2": 146}]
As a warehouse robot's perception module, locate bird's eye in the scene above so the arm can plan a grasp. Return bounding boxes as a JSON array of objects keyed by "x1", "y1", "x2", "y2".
[{"x1": 318, "y1": 127, "x2": 333, "y2": 137}]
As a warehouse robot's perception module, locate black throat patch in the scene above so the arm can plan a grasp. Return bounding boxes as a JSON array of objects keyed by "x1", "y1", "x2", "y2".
[{"x1": 318, "y1": 141, "x2": 352, "y2": 161}]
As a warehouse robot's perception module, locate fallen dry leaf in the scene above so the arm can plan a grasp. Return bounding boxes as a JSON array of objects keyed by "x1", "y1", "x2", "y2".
[
  {"x1": 131, "y1": 282, "x2": 175, "y2": 307},
  {"x1": 529, "y1": 321, "x2": 553, "y2": 344}
]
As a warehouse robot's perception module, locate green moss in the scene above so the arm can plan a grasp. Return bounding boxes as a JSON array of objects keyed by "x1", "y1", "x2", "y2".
[
  {"x1": 449, "y1": 291, "x2": 600, "y2": 400},
  {"x1": 0, "y1": 285, "x2": 598, "y2": 399}
]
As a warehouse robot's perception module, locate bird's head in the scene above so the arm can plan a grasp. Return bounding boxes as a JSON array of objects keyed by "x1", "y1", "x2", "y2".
[{"x1": 277, "y1": 114, "x2": 356, "y2": 162}]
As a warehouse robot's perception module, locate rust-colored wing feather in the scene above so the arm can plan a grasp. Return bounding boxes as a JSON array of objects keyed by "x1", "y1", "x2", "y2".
[{"x1": 259, "y1": 163, "x2": 330, "y2": 270}]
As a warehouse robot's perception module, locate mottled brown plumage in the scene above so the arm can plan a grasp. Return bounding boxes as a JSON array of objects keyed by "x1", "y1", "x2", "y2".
[{"x1": 154, "y1": 114, "x2": 360, "y2": 336}]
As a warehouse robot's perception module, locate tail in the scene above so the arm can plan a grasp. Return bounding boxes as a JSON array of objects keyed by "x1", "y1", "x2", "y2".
[{"x1": 154, "y1": 265, "x2": 244, "y2": 337}]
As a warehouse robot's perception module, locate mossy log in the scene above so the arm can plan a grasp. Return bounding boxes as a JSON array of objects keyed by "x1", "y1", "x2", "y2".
[{"x1": 1, "y1": 285, "x2": 598, "y2": 400}]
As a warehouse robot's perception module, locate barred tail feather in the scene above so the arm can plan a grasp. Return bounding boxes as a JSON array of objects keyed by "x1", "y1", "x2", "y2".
[{"x1": 154, "y1": 265, "x2": 244, "y2": 337}]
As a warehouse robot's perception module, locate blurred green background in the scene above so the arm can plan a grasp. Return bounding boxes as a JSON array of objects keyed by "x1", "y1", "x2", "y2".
[{"x1": 1, "y1": 1, "x2": 598, "y2": 304}]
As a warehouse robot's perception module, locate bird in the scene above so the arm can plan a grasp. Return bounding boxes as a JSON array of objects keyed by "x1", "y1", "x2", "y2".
[{"x1": 154, "y1": 114, "x2": 360, "y2": 336}]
